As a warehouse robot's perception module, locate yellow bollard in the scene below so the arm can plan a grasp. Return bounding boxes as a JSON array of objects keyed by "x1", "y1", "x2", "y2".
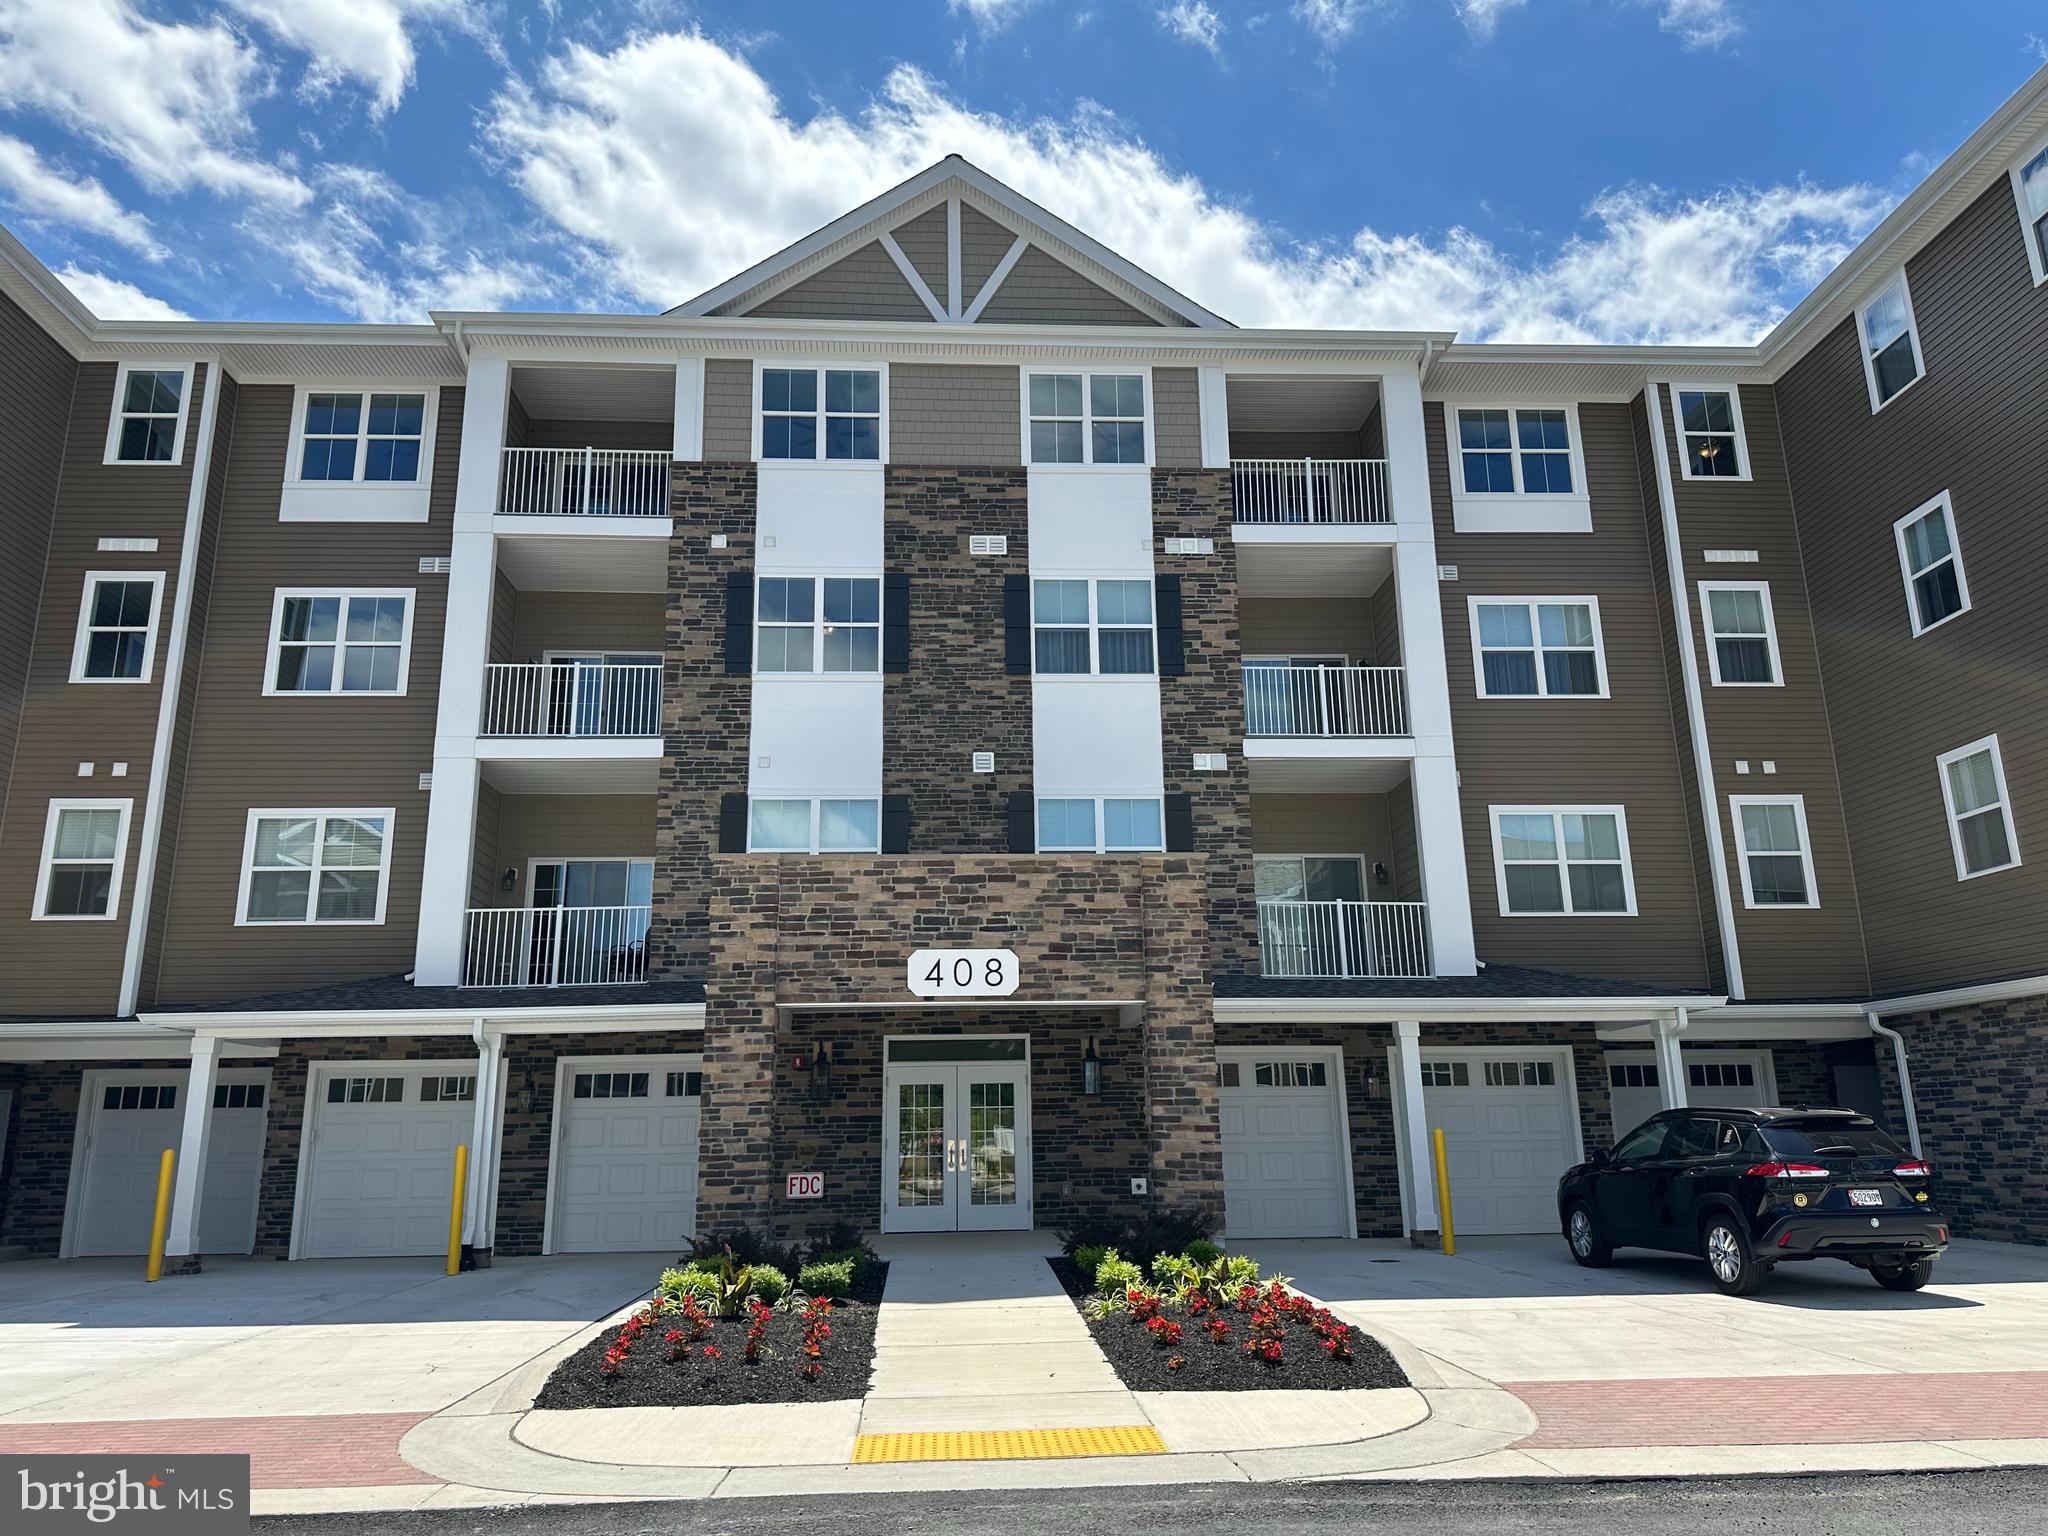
[
  {"x1": 145, "y1": 1148, "x2": 176, "y2": 1282},
  {"x1": 1431, "y1": 1127, "x2": 1457, "y2": 1257},
  {"x1": 446, "y1": 1143, "x2": 469, "y2": 1276}
]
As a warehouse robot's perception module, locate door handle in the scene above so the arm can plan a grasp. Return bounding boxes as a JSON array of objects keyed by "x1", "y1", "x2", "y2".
[{"x1": 945, "y1": 1138, "x2": 958, "y2": 1171}]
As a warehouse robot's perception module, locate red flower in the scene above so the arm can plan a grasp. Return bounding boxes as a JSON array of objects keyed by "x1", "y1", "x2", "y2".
[
  {"x1": 1166, "y1": 1355, "x2": 1186, "y2": 1371},
  {"x1": 701, "y1": 1345, "x2": 721, "y2": 1361}
]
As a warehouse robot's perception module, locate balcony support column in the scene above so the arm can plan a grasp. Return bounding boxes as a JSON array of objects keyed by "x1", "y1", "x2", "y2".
[
  {"x1": 160, "y1": 1036, "x2": 221, "y2": 1274},
  {"x1": 1393, "y1": 1020, "x2": 1441, "y2": 1240},
  {"x1": 463, "y1": 1020, "x2": 504, "y2": 1264},
  {"x1": 1653, "y1": 1008, "x2": 1689, "y2": 1111}
]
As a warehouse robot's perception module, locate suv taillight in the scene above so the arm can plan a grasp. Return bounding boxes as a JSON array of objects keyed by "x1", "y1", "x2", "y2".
[
  {"x1": 1746, "y1": 1161, "x2": 1830, "y2": 1179},
  {"x1": 1893, "y1": 1161, "x2": 1931, "y2": 1178}
]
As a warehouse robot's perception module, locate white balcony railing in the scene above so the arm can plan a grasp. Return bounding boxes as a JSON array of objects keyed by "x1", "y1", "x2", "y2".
[
  {"x1": 1257, "y1": 900, "x2": 1432, "y2": 979},
  {"x1": 498, "y1": 447, "x2": 670, "y2": 517},
  {"x1": 1231, "y1": 458, "x2": 1391, "y2": 525},
  {"x1": 1243, "y1": 665, "x2": 1408, "y2": 737},
  {"x1": 480, "y1": 662, "x2": 661, "y2": 738},
  {"x1": 462, "y1": 906, "x2": 651, "y2": 987}
]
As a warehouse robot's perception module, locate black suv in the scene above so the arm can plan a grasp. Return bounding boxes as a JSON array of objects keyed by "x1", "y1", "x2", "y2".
[{"x1": 1556, "y1": 1107, "x2": 1948, "y2": 1296}]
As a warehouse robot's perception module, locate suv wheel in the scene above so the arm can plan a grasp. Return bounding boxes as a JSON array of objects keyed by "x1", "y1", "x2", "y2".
[
  {"x1": 1701, "y1": 1216, "x2": 1764, "y2": 1297},
  {"x1": 1565, "y1": 1204, "x2": 1612, "y2": 1267},
  {"x1": 1871, "y1": 1258, "x2": 1934, "y2": 1292}
]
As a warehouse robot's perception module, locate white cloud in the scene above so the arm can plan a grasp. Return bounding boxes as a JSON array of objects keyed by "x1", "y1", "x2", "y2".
[
  {"x1": 2027, "y1": 32, "x2": 2048, "y2": 64},
  {"x1": 0, "y1": 134, "x2": 162, "y2": 256},
  {"x1": 224, "y1": 0, "x2": 482, "y2": 117},
  {"x1": 1293, "y1": 0, "x2": 1375, "y2": 47},
  {"x1": 1453, "y1": 0, "x2": 1526, "y2": 41},
  {"x1": 947, "y1": 0, "x2": 1037, "y2": 32},
  {"x1": 55, "y1": 262, "x2": 188, "y2": 320},
  {"x1": 1657, "y1": 0, "x2": 1741, "y2": 50},
  {"x1": 0, "y1": 0, "x2": 306, "y2": 204},
  {"x1": 485, "y1": 31, "x2": 1886, "y2": 343},
  {"x1": 1159, "y1": 1, "x2": 1224, "y2": 55}
]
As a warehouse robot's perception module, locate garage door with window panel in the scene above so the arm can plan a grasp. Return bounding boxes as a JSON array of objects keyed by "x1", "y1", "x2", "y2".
[
  {"x1": 71, "y1": 1069, "x2": 271, "y2": 1257},
  {"x1": 551, "y1": 1058, "x2": 701, "y2": 1253},
  {"x1": 1407, "y1": 1051, "x2": 1578, "y2": 1235},
  {"x1": 1218, "y1": 1050, "x2": 1351, "y2": 1239},
  {"x1": 1604, "y1": 1050, "x2": 1772, "y2": 1143},
  {"x1": 299, "y1": 1065, "x2": 476, "y2": 1259}
]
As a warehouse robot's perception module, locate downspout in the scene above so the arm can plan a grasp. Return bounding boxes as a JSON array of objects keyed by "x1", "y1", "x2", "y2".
[{"x1": 1865, "y1": 1009, "x2": 1922, "y2": 1158}]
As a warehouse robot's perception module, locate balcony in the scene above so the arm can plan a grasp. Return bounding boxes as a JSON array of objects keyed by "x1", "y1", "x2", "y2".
[
  {"x1": 1257, "y1": 899, "x2": 1432, "y2": 979},
  {"x1": 480, "y1": 661, "x2": 661, "y2": 738},
  {"x1": 497, "y1": 447, "x2": 670, "y2": 518},
  {"x1": 461, "y1": 905, "x2": 650, "y2": 987},
  {"x1": 1231, "y1": 458, "x2": 1391, "y2": 525},
  {"x1": 1244, "y1": 664, "x2": 1407, "y2": 739}
]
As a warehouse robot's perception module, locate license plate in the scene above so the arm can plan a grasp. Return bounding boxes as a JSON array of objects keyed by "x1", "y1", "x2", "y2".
[{"x1": 1848, "y1": 1188, "x2": 1884, "y2": 1207}]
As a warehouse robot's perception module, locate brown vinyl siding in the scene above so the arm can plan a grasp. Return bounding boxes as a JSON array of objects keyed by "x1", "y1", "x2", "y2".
[
  {"x1": 1151, "y1": 367, "x2": 1201, "y2": 469},
  {"x1": 888, "y1": 365, "x2": 1020, "y2": 466},
  {"x1": 1250, "y1": 792, "x2": 1401, "y2": 887},
  {"x1": 519, "y1": 418, "x2": 671, "y2": 452},
  {"x1": 959, "y1": 204, "x2": 1015, "y2": 306},
  {"x1": 974, "y1": 245, "x2": 1161, "y2": 326},
  {"x1": 148, "y1": 383, "x2": 461, "y2": 1003},
  {"x1": 747, "y1": 241, "x2": 932, "y2": 321},
  {"x1": 1233, "y1": 427, "x2": 1376, "y2": 460},
  {"x1": 1429, "y1": 399, "x2": 1710, "y2": 987},
  {"x1": 892, "y1": 205, "x2": 949, "y2": 299},
  {"x1": 505, "y1": 591, "x2": 664, "y2": 660},
  {"x1": 471, "y1": 781, "x2": 503, "y2": 908},
  {"x1": 702, "y1": 358, "x2": 753, "y2": 460},
  {"x1": 1388, "y1": 782, "x2": 1422, "y2": 902},
  {"x1": 0, "y1": 361, "x2": 204, "y2": 1015},
  {"x1": 1776, "y1": 177, "x2": 2048, "y2": 991},
  {"x1": 488, "y1": 570, "x2": 517, "y2": 665},
  {"x1": 477, "y1": 794, "x2": 658, "y2": 909},
  {"x1": 1370, "y1": 571, "x2": 1402, "y2": 667},
  {"x1": 1240, "y1": 596, "x2": 1377, "y2": 663},
  {"x1": 1655, "y1": 383, "x2": 1868, "y2": 999}
]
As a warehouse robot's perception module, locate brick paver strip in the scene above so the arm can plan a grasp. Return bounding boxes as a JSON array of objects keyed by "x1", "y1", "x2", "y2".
[
  {"x1": 0, "y1": 1413, "x2": 441, "y2": 1487},
  {"x1": 1506, "y1": 1370, "x2": 2048, "y2": 1449}
]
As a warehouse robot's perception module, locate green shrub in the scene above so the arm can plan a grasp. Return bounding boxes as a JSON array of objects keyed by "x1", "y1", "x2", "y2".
[
  {"x1": 799, "y1": 1258, "x2": 855, "y2": 1299},
  {"x1": 805, "y1": 1221, "x2": 880, "y2": 1273},
  {"x1": 1073, "y1": 1244, "x2": 1110, "y2": 1277},
  {"x1": 1182, "y1": 1238, "x2": 1223, "y2": 1266},
  {"x1": 816, "y1": 1246, "x2": 875, "y2": 1277},
  {"x1": 657, "y1": 1267, "x2": 720, "y2": 1307},
  {"x1": 682, "y1": 1228, "x2": 804, "y2": 1277},
  {"x1": 1151, "y1": 1252, "x2": 1195, "y2": 1288},
  {"x1": 1094, "y1": 1252, "x2": 1144, "y2": 1298},
  {"x1": 747, "y1": 1265, "x2": 792, "y2": 1307}
]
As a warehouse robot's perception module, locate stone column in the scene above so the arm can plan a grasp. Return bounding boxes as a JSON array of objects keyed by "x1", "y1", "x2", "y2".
[
  {"x1": 694, "y1": 865, "x2": 782, "y2": 1232},
  {"x1": 1141, "y1": 865, "x2": 1223, "y2": 1222}
]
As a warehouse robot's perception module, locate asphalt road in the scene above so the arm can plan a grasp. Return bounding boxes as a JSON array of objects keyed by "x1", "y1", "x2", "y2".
[{"x1": 261, "y1": 1467, "x2": 2048, "y2": 1535}]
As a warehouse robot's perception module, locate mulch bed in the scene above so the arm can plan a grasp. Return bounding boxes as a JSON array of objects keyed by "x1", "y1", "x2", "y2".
[
  {"x1": 1047, "y1": 1256, "x2": 1408, "y2": 1393},
  {"x1": 533, "y1": 1262, "x2": 889, "y2": 1409}
]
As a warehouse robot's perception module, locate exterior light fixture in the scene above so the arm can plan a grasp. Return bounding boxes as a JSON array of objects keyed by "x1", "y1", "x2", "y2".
[
  {"x1": 813, "y1": 1041, "x2": 835, "y2": 1099},
  {"x1": 1082, "y1": 1037, "x2": 1102, "y2": 1096},
  {"x1": 500, "y1": 866, "x2": 518, "y2": 893},
  {"x1": 1372, "y1": 861, "x2": 1390, "y2": 887}
]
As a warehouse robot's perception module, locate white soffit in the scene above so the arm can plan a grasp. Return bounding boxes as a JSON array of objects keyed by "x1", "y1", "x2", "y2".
[
  {"x1": 511, "y1": 363, "x2": 677, "y2": 422},
  {"x1": 1227, "y1": 375, "x2": 1381, "y2": 432}
]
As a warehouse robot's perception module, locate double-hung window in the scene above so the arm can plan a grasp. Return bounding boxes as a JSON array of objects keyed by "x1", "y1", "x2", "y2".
[
  {"x1": 104, "y1": 364, "x2": 190, "y2": 464},
  {"x1": 1032, "y1": 579, "x2": 1154, "y2": 675},
  {"x1": 1893, "y1": 492, "x2": 1969, "y2": 635},
  {"x1": 298, "y1": 391, "x2": 427, "y2": 482},
  {"x1": 1937, "y1": 736, "x2": 2020, "y2": 879},
  {"x1": 1035, "y1": 797, "x2": 1165, "y2": 852},
  {"x1": 1454, "y1": 407, "x2": 1576, "y2": 495},
  {"x1": 759, "y1": 366, "x2": 882, "y2": 460},
  {"x1": 71, "y1": 571, "x2": 165, "y2": 683},
  {"x1": 1857, "y1": 272, "x2": 1924, "y2": 410},
  {"x1": 239, "y1": 810, "x2": 392, "y2": 924},
  {"x1": 748, "y1": 798, "x2": 881, "y2": 853},
  {"x1": 1025, "y1": 372, "x2": 1148, "y2": 465},
  {"x1": 2014, "y1": 141, "x2": 2048, "y2": 285},
  {"x1": 1698, "y1": 581, "x2": 1782, "y2": 686},
  {"x1": 1730, "y1": 796, "x2": 1817, "y2": 908},
  {"x1": 1491, "y1": 807, "x2": 1635, "y2": 916},
  {"x1": 266, "y1": 590, "x2": 413, "y2": 694},
  {"x1": 755, "y1": 577, "x2": 880, "y2": 673},
  {"x1": 1469, "y1": 598, "x2": 1605, "y2": 697},
  {"x1": 34, "y1": 800, "x2": 132, "y2": 920},
  {"x1": 1670, "y1": 386, "x2": 1747, "y2": 480}
]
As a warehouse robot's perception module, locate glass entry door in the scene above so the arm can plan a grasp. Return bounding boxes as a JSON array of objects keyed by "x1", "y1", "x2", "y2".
[
  {"x1": 881, "y1": 1039, "x2": 1032, "y2": 1233},
  {"x1": 526, "y1": 858, "x2": 654, "y2": 985}
]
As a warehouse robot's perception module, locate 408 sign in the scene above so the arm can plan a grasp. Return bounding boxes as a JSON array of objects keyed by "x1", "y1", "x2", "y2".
[{"x1": 906, "y1": 949, "x2": 1020, "y2": 999}]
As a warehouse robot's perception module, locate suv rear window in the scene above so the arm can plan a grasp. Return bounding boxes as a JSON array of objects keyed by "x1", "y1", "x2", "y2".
[{"x1": 1761, "y1": 1120, "x2": 1904, "y2": 1158}]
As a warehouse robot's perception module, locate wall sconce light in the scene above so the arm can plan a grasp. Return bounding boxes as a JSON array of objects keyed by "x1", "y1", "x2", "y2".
[
  {"x1": 812, "y1": 1041, "x2": 835, "y2": 1099},
  {"x1": 1363, "y1": 1067, "x2": 1384, "y2": 1101},
  {"x1": 512, "y1": 1070, "x2": 536, "y2": 1115},
  {"x1": 500, "y1": 866, "x2": 519, "y2": 893},
  {"x1": 1372, "y1": 861, "x2": 1391, "y2": 887},
  {"x1": 1082, "y1": 1037, "x2": 1102, "y2": 1097}
]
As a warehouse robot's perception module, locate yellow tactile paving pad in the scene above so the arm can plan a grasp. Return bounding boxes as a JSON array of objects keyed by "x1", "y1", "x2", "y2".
[{"x1": 851, "y1": 1425, "x2": 1168, "y2": 1463}]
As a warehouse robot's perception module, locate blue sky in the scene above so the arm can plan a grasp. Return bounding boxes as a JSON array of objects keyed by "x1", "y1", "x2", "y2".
[{"x1": 0, "y1": 1, "x2": 2043, "y2": 340}]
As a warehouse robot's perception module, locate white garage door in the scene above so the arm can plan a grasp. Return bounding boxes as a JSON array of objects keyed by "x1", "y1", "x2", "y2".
[
  {"x1": 73, "y1": 1070, "x2": 271, "y2": 1257},
  {"x1": 1219, "y1": 1051, "x2": 1350, "y2": 1239},
  {"x1": 301, "y1": 1065, "x2": 477, "y2": 1260},
  {"x1": 553, "y1": 1059, "x2": 701, "y2": 1253},
  {"x1": 1606, "y1": 1050, "x2": 1772, "y2": 1143},
  {"x1": 1417, "y1": 1052, "x2": 1577, "y2": 1235}
]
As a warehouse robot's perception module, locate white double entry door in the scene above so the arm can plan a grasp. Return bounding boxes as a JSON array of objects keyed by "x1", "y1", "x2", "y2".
[{"x1": 881, "y1": 1037, "x2": 1033, "y2": 1234}]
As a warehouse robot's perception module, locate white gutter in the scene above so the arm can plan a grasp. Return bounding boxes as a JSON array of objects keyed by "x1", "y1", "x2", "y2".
[
  {"x1": 118, "y1": 357, "x2": 223, "y2": 1017},
  {"x1": 141, "y1": 1001, "x2": 706, "y2": 1036},
  {"x1": 1213, "y1": 993, "x2": 1724, "y2": 1025},
  {"x1": 1865, "y1": 1009, "x2": 1922, "y2": 1158},
  {"x1": 1867, "y1": 971, "x2": 2048, "y2": 1017},
  {"x1": 1644, "y1": 376, "x2": 1745, "y2": 999}
]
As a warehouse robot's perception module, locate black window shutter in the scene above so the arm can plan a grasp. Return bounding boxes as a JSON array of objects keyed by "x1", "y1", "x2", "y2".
[
  {"x1": 1155, "y1": 574, "x2": 1186, "y2": 676},
  {"x1": 882, "y1": 794, "x2": 911, "y2": 853},
  {"x1": 883, "y1": 573, "x2": 910, "y2": 673},
  {"x1": 1003, "y1": 575, "x2": 1031, "y2": 675},
  {"x1": 717, "y1": 793, "x2": 748, "y2": 853},
  {"x1": 1164, "y1": 791, "x2": 1195, "y2": 852},
  {"x1": 724, "y1": 570, "x2": 754, "y2": 676},
  {"x1": 1006, "y1": 789, "x2": 1035, "y2": 852}
]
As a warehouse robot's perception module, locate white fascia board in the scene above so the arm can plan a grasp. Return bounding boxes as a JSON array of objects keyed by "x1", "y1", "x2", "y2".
[
  {"x1": 1599, "y1": 1011, "x2": 1870, "y2": 1044},
  {"x1": 1212, "y1": 995, "x2": 1723, "y2": 1025},
  {"x1": 1867, "y1": 972, "x2": 2048, "y2": 1018},
  {"x1": 148, "y1": 1003, "x2": 707, "y2": 1037}
]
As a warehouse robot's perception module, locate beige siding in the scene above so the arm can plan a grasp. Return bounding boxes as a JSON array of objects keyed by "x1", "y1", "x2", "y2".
[
  {"x1": 1152, "y1": 367, "x2": 1201, "y2": 468},
  {"x1": 748, "y1": 241, "x2": 932, "y2": 321},
  {"x1": 1240, "y1": 597, "x2": 1377, "y2": 663},
  {"x1": 520, "y1": 418, "x2": 671, "y2": 452},
  {"x1": 1233, "y1": 427, "x2": 1374, "y2": 461},
  {"x1": 489, "y1": 570, "x2": 518, "y2": 666},
  {"x1": 703, "y1": 358, "x2": 753, "y2": 460},
  {"x1": 471, "y1": 781, "x2": 503, "y2": 908},
  {"x1": 1370, "y1": 571, "x2": 1402, "y2": 668},
  {"x1": 1251, "y1": 792, "x2": 1396, "y2": 868},
  {"x1": 506, "y1": 591, "x2": 665, "y2": 659},
  {"x1": 893, "y1": 205, "x2": 949, "y2": 300},
  {"x1": 1388, "y1": 782, "x2": 1422, "y2": 902},
  {"x1": 960, "y1": 204, "x2": 1015, "y2": 307},
  {"x1": 975, "y1": 245, "x2": 1160, "y2": 326},
  {"x1": 482, "y1": 794, "x2": 658, "y2": 908},
  {"x1": 889, "y1": 365, "x2": 1020, "y2": 466}
]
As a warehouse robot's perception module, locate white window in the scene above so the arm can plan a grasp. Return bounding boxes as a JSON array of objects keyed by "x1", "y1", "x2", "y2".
[
  {"x1": 264, "y1": 590, "x2": 414, "y2": 695},
  {"x1": 1024, "y1": 372, "x2": 1149, "y2": 465},
  {"x1": 1442, "y1": 403, "x2": 1591, "y2": 532},
  {"x1": 1468, "y1": 598, "x2": 1606, "y2": 698},
  {"x1": 754, "y1": 576, "x2": 880, "y2": 674},
  {"x1": 1937, "y1": 736, "x2": 2020, "y2": 880},
  {"x1": 758, "y1": 365, "x2": 883, "y2": 461},
  {"x1": 2012, "y1": 139, "x2": 2048, "y2": 286},
  {"x1": 1698, "y1": 581, "x2": 1783, "y2": 686},
  {"x1": 1035, "y1": 797, "x2": 1164, "y2": 853},
  {"x1": 1893, "y1": 492, "x2": 1970, "y2": 636},
  {"x1": 33, "y1": 799, "x2": 133, "y2": 921},
  {"x1": 103, "y1": 364, "x2": 192, "y2": 465},
  {"x1": 1032, "y1": 579, "x2": 1154, "y2": 675},
  {"x1": 237, "y1": 810, "x2": 393, "y2": 925},
  {"x1": 1857, "y1": 272, "x2": 1924, "y2": 411},
  {"x1": 1669, "y1": 385, "x2": 1749, "y2": 481},
  {"x1": 1490, "y1": 806, "x2": 1636, "y2": 916},
  {"x1": 1730, "y1": 795, "x2": 1818, "y2": 909},
  {"x1": 748, "y1": 798, "x2": 881, "y2": 854},
  {"x1": 294, "y1": 390, "x2": 429, "y2": 483},
  {"x1": 70, "y1": 571, "x2": 165, "y2": 683}
]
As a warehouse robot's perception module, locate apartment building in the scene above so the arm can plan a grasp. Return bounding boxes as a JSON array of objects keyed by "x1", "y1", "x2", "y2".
[{"x1": 1, "y1": 69, "x2": 2044, "y2": 1271}]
